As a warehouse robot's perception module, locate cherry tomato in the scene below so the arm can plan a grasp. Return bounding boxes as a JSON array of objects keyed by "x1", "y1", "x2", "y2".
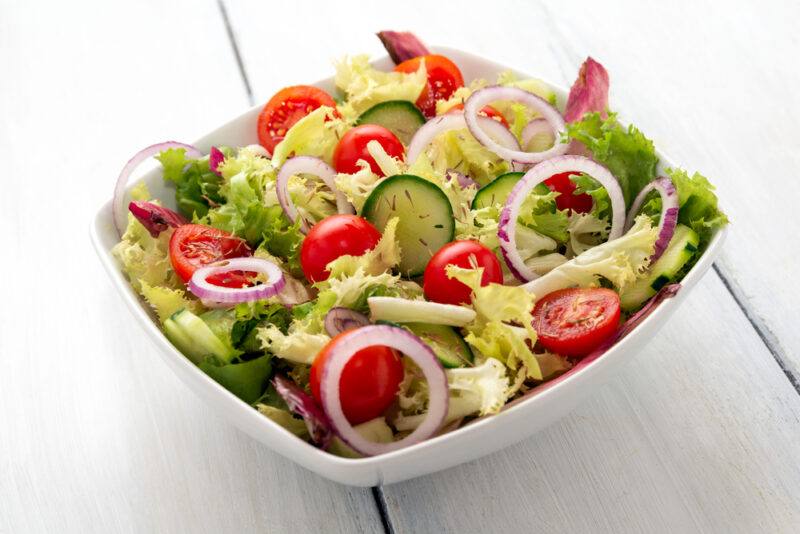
[
  {"x1": 446, "y1": 103, "x2": 509, "y2": 128},
  {"x1": 332, "y1": 124, "x2": 405, "y2": 176},
  {"x1": 544, "y1": 171, "x2": 593, "y2": 213},
  {"x1": 310, "y1": 331, "x2": 404, "y2": 425},
  {"x1": 395, "y1": 54, "x2": 465, "y2": 118},
  {"x1": 257, "y1": 85, "x2": 337, "y2": 154},
  {"x1": 532, "y1": 288, "x2": 621, "y2": 357},
  {"x1": 300, "y1": 214, "x2": 382, "y2": 283},
  {"x1": 423, "y1": 240, "x2": 503, "y2": 305},
  {"x1": 169, "y1": 224, "x2": 252, "y2": 287}
]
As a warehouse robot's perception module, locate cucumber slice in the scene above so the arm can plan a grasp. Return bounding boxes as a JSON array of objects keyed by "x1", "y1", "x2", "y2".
[
  {"x1": 620, "y1": 224, "x2": 700, "y2": 311},
  {"x1": 356, "y1": 100, "x2": 426, "y2": 145},
  {"x1": 361, "y1": 174, "x2": 454, "y2": 276},
  {"x1": 471, "y1": 172, "x2": 550, "y2": 210},
  {"x1": 164, "y1": 309, "x2": 238, "y2": 364},
  {"x1": 405, "y1": 322, "x2": 473, "y2": 368}
]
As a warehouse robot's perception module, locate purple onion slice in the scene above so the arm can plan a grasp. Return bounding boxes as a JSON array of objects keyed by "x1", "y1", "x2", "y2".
[
  {"x1": 497, "y1": 155, "x2": 626, "y2": 282},
  {"x1": 324, "y1": 307, "x2": 370, "y2": 337},
  {"x1": 625, "y1": 176, "x2": 679, "y2": 261},
  {"x1": 275, "y1": 156, "x2": 355, "y2": 234},
  {"x1": 319, "y1": 325, "x2": 448, "y2": 456},
  {"x1": 188, "y1": 257, "x2": 285, "y2": 304},
  {"x1": 463, "y1": 86, "x2": 568, "y2": 164},
  {"x1": 113, "y1": 141, "x2": 202, "y2": 236}
]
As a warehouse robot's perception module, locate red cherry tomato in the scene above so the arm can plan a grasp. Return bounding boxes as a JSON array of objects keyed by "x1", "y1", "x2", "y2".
[
  {"x1": 544, "y1": 171, "x2": 594, "y2": 213},
  {"x1": 310, "y1": 331, "x2": 404, "y2": 425},
  {"x1": 423, "y1": 240, "x2": 503, "y2": 305},
  {"x1": 446, "y1": 103, "x2": 509, "y2": 128},
  {"x1": 169, "y1": 224, "x2": 252, "y2": 287},
  {"x1": 532, "y1": 288, "x2": 621, "y2": 357},
  {"x1": 257, "y1": 85, "x2": 337, "y2": 154},
  {"x1": 395, "y1": 54, "x2": 465, "y2": 118},
  {"x1": 333, "y1": 124, "x2": 405, "y2": 176},
  {"x1": 300, "y1": 214, "x2": 382, "y2": 283}
]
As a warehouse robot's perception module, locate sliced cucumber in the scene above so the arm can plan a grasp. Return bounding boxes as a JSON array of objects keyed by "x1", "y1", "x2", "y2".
[
  {"x1": 405, "y1": 322, "x2": 473, "y2": 368},
  {"x1": 471, "y1": 172, "x2": 550, "y2": 210},
  {"x1": 367, "y1": 297, "x2": 476, "y2": 326},
  {"x1": 620, "y1": 224, "x2": 700, "y2": 311},
  {"x1": 356, "y1": 100, "x2": 426, "y2": 145},
  {"x1": 361, "y1": 174, "x2": 454, "y2": 276},
  {"x1": 164, "y1": 309, "x2": 238, "y2": 364}
]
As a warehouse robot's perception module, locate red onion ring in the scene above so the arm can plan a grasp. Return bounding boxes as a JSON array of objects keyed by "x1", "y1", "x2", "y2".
[
  {"x1": 319, "y1": 325, "x2": 448, "y2": 456},
  {"x1": 275, "y1": 156, "x2": 355, "y2": 234},
  {"x1": 625, "y1": 176, "x2": 679, "y2": 261},
  {"x1": 324, "y1": 307, "x2": 370, "y2": 337},
  {"x1": 188, "y1": 257, "x2": 285, "y2": 304},
  {"x1": 113, "y1": 141, "x2": 202, "y2": 236},
  {"x1": 497, "y1": 155, "x2": 626, "y2": 282},
  {"x1": 464, "y1": 86, "x2": 568, "y2": 164},
  {"x1": 406, "y1": 113, "x2": 521, "y2": 168},
  {"x1": 520, "y1": 118, "x2": 555, "y2": 150}
]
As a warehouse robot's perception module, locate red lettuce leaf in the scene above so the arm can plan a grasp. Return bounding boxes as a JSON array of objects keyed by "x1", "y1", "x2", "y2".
[
  {"x1": 128, "y1": 201, "x2": 188, "y2": 237},
  {"x1": 272, "y1": 375, "x2": 333, "y2": 449},
  {"x1": 376, "y1": 31, "x2": 430, "y2": 64},
  {"x1": 564, "y1": 57, "x2": 610, "y2": 123}
]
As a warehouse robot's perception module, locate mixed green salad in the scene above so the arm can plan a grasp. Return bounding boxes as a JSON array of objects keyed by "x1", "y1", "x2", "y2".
[{"x1": 111, "y1": 31, "x2": 728, "y2": 457}]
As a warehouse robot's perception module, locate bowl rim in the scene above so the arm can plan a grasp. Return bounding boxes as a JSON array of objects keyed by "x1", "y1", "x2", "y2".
[{"x1": 90, "y1": 45, "x2": 728, "y2": 473}]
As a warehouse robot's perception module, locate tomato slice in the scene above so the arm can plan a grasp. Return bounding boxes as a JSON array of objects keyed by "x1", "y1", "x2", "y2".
[
  {"x1": 395, "y1": 54, "x2": 464, "y2": 118},
  {"x1": 169, "y1": 224, "x2": 252, "y2": 288},
  {"x1": 544, "y1": 171, "x2": 594, "y2": 213},
  {"x1": 310, "y1": 331, "x2": 404, "y2": 425},
  {"x1": 532, "y1": 288, "x2": 621, "y2": 357},
  {"x1": 257, "y1": 85, "x2": 337, "y2": 154},
  {"x1": 299, "y1": 214, "x2": 382, "y2": 283},
  {"x1": 423, "y1": 240, "x2": 503, "y2": 305},
  {"x1": 446, "y1": 103, "x2": 509, "y2": 128}
]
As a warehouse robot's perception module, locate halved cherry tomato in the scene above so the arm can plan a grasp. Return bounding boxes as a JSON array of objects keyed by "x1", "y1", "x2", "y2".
[
  {"x1": 310, "y1": 330, "x2": 404, "y2": 425},
  {"x1": 395, "y1": 54, "x2": 464, "y2": 118},
  {"x1": 169, "y1": 224, "x2": 252, "y2": 287},
  {"x1": 423, "y1": 240, "x2": 503, "y2": 305},
  {"x1": 332, "y1": 124, "x2": 405, "y2": 176},
  {"x1": 257, "y1": 85, "x2": 337, "y2": 154},
  {"x1": 446, "y1": 103, "x2": 509, "y2": 128},
  {"x1": 532, "y1": 288, "x2": 621, "y2": 357},
  {"x1": 544, "y1": 171, "x2": 593, "y2": 213},
  {"x1": 300, "y1": 214, "x2": 382, "y2": 283}
]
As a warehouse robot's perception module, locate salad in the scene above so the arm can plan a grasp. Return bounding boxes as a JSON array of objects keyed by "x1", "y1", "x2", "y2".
[{"x1": 111, "y1": 31, "x2": 728, "y2": 457}]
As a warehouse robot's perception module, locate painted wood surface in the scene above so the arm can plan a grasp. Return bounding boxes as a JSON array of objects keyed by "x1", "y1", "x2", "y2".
[{"x1": 2, "y1": 0, "x2": 799, "y2": 532}]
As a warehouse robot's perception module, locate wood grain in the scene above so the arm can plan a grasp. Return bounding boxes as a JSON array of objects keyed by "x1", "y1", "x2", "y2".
[{"x1": 0, "y1": 1, "x2": 380, "y2": 533}]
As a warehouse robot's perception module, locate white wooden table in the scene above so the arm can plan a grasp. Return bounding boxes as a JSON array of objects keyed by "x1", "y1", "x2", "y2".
[{"x1": 2, "y1": 0, "x2": 800, "y2": 532}]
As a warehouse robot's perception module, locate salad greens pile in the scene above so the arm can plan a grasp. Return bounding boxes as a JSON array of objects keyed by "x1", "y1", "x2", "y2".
[{"x1": 112, "y1": 35, "x2": 727, "y2": 458}]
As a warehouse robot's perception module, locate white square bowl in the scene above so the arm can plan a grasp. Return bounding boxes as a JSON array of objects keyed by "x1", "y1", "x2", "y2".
[{"x1": 90, "y1": 46, "x2": 727, "y2": 487}]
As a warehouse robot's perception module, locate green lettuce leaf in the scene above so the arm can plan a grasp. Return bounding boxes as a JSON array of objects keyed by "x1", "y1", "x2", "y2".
[
  {"x1": 334, "y1": 54, "x2": 427, "y2": 122},
  {"x1": 199, "y1": 354, "x2": 272, "y2": 403},
  {"x1": 667, "y1": 168, "x2": 729, "y2": 248},
  {"x1": 112, "y1": 208, "x2": 180, "y2": 293},
  {"x1": 565, "y1": 112, "x2": 658, "y2": 205},
  {"x1": 325, "y1": 217, "x2": 401, "y2": 278},
  {"x1": 140, "y1": 282, "x2": 201, "y2": 323},
  {"x1": 157, "y1": 148, "x2": 226, "y2": 219},
  {"x1": 271, "y1": 106, "x2": 348, "y2": 167}
]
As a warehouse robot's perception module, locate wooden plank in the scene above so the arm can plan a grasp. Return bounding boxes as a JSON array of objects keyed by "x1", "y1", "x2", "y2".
[
  {"x1": 0, "y1": 2, "x2": 381, "y2": 533},
  {"x1": 382, "y1": 273, "x2": 800, "y2": 533},
  {"x1": 221, "y1": 1, "x2": 800, "y2": 532}
]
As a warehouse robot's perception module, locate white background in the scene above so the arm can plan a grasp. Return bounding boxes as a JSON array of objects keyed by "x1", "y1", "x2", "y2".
[{"x1": 2, "y1": 0, "x2": 800, "y2": 532}]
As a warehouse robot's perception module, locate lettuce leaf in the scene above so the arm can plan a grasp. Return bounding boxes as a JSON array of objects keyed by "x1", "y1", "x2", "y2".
[
  {"x1": 523, "y1": 215, "x2": 658, "y2": 298},
  {"x1": 157, "y1": 148, "x2": 226, "y2": 219},
  {"x1": 565, "y1": 112, "x2": 658, "y2": 205},
  {"x1": 667, "y1": 168, "x2": 729, "y2": 248},
  {"x1": 334, "y1": 55, "x2": 427, "y2": 122},
  {"x1": 325, "y1": 217, "x2": 402, "y2": 278},
  {"x1": 446, "y1": 266, "x2": 543, "y2": 379},
  {"x1": 271, "y1": 106, "x2": 348, "y2": 167},
  {"x1": 112, "y1": 208, "x2": 181, "y2": 293},
  {"x1": 140, "y1": 282, "x2": 201, "y2": 323},
  {"x1": 199, "y1": 354, "x2": 272, "y2": 404}
]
